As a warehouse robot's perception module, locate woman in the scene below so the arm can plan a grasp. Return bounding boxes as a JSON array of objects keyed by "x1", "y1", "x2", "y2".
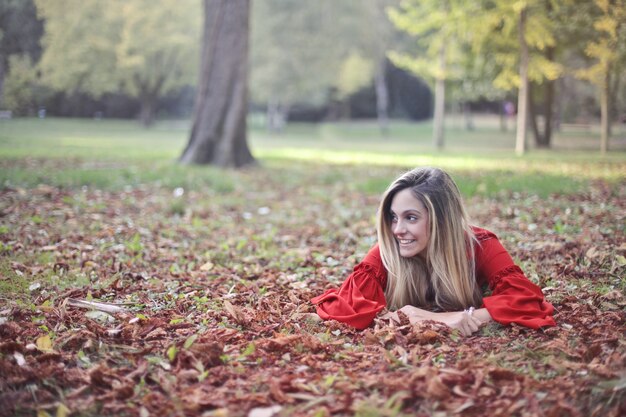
[{"x1": 311, "y1": 167, "x2": 555, "y2": 335}]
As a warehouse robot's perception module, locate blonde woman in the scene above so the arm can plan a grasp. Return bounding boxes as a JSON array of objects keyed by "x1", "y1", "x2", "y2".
[{"x1": 312, "y1": 167, "x2": 555, "y2": 335}]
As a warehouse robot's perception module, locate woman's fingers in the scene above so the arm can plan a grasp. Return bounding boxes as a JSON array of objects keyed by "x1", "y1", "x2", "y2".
[
  {"x1": 467, "y1": 316, "x2": 479, "y2": 333},
  {"x1": 458, "y1": 313, "x2": 481, "y2": 336},
  {"x1": 471, "y1": 316, "x2": 482, "y2": 329}
]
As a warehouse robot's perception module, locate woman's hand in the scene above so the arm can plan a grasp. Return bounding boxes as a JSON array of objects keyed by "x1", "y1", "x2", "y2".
[
  {"x1": 382, "y1": 306, "x2": 492, "y2": 336},
  {"x1": 430, "y1": 310, "x2": 483, "y2": 336},
  {"x1": 381, "y1": 305, "x2": 437, "y2": 325}
]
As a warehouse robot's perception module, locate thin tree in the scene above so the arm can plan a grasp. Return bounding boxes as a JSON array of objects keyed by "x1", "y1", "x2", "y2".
[
  {"x1": 387, "y1": 0, "x2": 447, "y2": 149},
  {"x1": 577, "y1": 0, "x2": 626, "y2": 154},
  {"x1": 515, "y1": 6, "x2": 529, "y2": 156},
  {"x1": 180, "y1": 0, "x2": 255, "y2": 167},
  {"x1": 477, "y1": 0, "x2": 561, "y2": 155},
  {"x1": 388, "y1": 0, "x2": 479, "y2": 150}
]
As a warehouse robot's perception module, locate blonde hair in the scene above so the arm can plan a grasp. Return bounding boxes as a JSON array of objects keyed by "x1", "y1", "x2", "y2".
[{"x1": 376, "y1": 167, "x2": 482, "y2": 311}]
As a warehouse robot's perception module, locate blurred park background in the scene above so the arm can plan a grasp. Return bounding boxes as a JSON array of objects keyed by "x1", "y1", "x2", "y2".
[{"x1": 0, "y1": 0, "x2": 625, "y2": 163}]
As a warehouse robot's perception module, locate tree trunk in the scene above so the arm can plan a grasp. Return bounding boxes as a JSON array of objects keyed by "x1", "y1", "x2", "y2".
[
  {"x1": 139, "y1": 94, "x2": 156, "y2": 127},
  {"x1": 608, "y1": 64, "x2": 620, "y2": 137},
  {"x1": 542, "y1": 75, "x2": 554, "y2": 148},
  {"x1": 266, "y1": 99, "x2": 287, "y2": 133},
  {"x1": 463, "y1": 102, "x2": 474, "y2": 131},
  {"x1": 433, "y1": 46, "x2": 446, "y2": 150},
  {"x1": 500, "y1": 100, "x2": 507, "y2": 132},
  {"x1": 600, "y1": 65, "x2": 610, "y2": 154},
  {"x1": 531, "y1": 46, "x2": 555, "y2": 149},
  {"x1": 180, "y1": 0, "x2": 254, "y2": 167},
  {"x1": 0, "y1": 58, "x2": 5, "y2": 108},
  {"x1": 375, "y1": 59, "x2": 389, "y2": 136},
  {"x1": 137, "y1": 76, "x2": 165, "y2": 127},
  {"x1": 515, "y1": 7, "x2": 529, "y2": 156},
  {"x1": 529, "y1": 86, "x2": 540, "y2": 143},
  {"x1": 554, "y1": 78, "x2": 564, "y2": 132}
]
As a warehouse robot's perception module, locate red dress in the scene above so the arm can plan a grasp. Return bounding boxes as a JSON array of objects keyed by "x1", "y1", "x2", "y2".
[{"x1": 311, "y1": 227, "x2": 556, "y2": 330}]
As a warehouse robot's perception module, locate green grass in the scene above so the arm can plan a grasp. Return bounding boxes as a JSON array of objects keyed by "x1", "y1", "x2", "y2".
[{"x1": 0, "y1": 117, "x2": 624, "y2": 197}]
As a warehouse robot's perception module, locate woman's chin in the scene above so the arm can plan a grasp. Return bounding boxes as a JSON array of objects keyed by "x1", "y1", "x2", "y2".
[{"x1": 399, "y1": 248, "x2": 419, "y2": 258}]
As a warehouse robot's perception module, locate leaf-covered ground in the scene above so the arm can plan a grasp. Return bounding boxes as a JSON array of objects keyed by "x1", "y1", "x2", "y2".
[{"x1": 0, "y1": 161, "x2": 624, "y2": 417}]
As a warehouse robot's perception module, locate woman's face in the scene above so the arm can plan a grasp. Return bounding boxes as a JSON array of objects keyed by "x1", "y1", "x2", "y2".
[{"x1": 390, "y1": 188, "x2": 430, "y2": 258}]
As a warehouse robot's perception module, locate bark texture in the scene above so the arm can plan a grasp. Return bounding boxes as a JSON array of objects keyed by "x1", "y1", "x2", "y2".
[{"x1": 180, "y1": 0, "x2": 254, "y2": 167}]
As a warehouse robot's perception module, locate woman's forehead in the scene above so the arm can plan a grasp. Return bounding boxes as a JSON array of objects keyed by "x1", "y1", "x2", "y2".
[{"x1": 391, "y1": 188, "x2": 426, "y2": 212}]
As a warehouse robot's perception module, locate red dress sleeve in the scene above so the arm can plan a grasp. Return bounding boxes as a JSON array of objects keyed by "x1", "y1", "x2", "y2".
[
  {"x1": 311, "y1": 245, "x2": 387, "y2": 329},
  {"x1": 473, "y1": 228, "x2": 556, "y2": 329}
]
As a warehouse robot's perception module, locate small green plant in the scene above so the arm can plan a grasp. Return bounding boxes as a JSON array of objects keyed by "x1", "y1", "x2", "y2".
[
  {"x1": 553, "y1": 220, "x2": 566, "y2": 234},
  {"x1": 169, "y1": 199, "x2": 186, "y2": 216},
  {"x1": 354, "y1": 391, "x2": 409, "y2": 417},
  {"x1": 30, "y1": 215, "x2": 43, "y2": 224},
  {"x1": 124, "y1": 233, "x2": 143, "y2": 255}
]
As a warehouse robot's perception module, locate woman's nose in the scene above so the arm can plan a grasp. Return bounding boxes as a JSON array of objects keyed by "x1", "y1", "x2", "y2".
[{"x1": 393, "y1": 220, "x2": 405, "y2": 235}]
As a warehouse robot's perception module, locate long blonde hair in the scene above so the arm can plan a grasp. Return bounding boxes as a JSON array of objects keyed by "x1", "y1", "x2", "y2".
[{"x1": 376, "y1": 167, "x2": 482, "y2": 311}]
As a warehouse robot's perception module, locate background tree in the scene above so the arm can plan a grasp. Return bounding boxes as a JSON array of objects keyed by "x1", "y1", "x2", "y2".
[
  {"x1": 387, "y1": 0, "x2": 480, "y2": 150},
  {"x1": 0, "y1": 0, "x2": 43, "y2": 110},
  {"x1": 335, "y1": 50, "x2": 375, "y2": 119},
  {"x1": 250, "y1": 1, "x2": 358, "y2": 131},
  {"x1": 474, "y1": 0, "x2": 562, "y2": 154},
  {"x1": 35, "y1": 0, "x2": 200, "y2": 126},
  {"x1": 2, "y1": 55, "x2": 42, "y2": 114},
  {"x1": 448, "y1": 48, "x2": 508, "y2": 131},
  {"x1": 336, "y1": 0, "x2": 400, "y2": 133},
  {"x1": 179, "y1": 0, "x2": 254, "y2": 167},
  {"x1": 577, "y1": 0, "x2": 626, "y2": 154}
]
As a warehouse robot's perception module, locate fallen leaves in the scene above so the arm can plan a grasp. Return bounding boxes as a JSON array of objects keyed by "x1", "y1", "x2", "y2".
[{"x1": 0, "y1": 164, "x2": 624, "y2": 417}]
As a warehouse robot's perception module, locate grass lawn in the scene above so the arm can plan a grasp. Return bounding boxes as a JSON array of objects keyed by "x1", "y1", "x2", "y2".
[
  {"x1": 0, "y1": 116, "x2": 625, "y2": 195},
  {"x1": 0, "y1": 117, "x2": 624, "y2": 416}
]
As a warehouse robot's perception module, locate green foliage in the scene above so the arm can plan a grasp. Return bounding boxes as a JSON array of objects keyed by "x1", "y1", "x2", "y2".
[
  {"x1": 387, "y1": 0, "x2": 481, "y2": 85},
  {"x1": 250, "y1": 1, "x2": 397, "y2": 109},
  {"x1": 34, "y1": 0, "x2": 200, "y2": 122},
  {"x1": 484, "y1": 0, "x2": 563, "y2": 91},
  {"x1": 388, "y1": 0, "x2": 565, "y2": 94},
  {"x1": 337, "y1": 51, "x2": 375, "y2": 98},
  {"x1": 250, "y1": 0, "x2": 341, "y2": 106},
  {"x1": 0, "y1": 0, "x2": 43, "y2": 112},
  {"x1": 577, "y1": 0, "x2": 626, "y2": 85},
  {"x1": 35, "y1": 0, "x2": 118, "y2": 96},
  {"x1": 2, "y1": 54, "x2": 44, "y2": 114}
]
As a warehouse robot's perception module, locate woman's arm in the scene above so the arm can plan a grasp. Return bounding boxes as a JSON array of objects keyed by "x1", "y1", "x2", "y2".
[
  {"x1": 475, "y1": 231, "x2": 556, "y2": 329},
  {"x1": 312, "y1": 245, "x2": 388, "y2": 329}
]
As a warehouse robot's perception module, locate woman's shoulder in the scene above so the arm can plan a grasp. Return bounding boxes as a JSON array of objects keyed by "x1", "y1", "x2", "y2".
[
  {"x1": 363, "y1": 243, "x2": 382, "y2": 265},
  {"x1": 470, "y1": 226, "x2": 498, "y2": 242},
  {"x1": 352, "y1": 243, "x2": 387, "y2": 285}
]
